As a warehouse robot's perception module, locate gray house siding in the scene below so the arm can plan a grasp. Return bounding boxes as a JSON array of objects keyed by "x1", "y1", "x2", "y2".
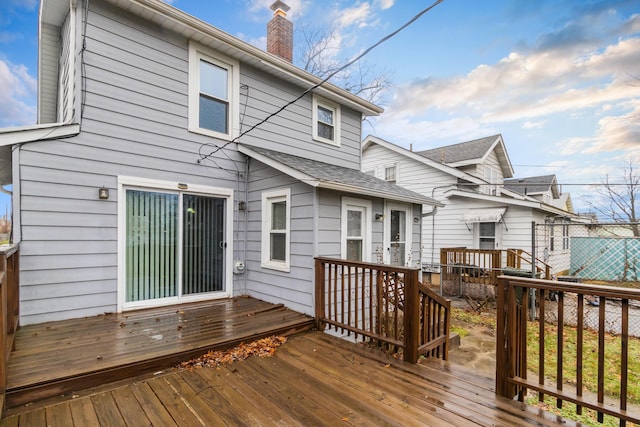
[
  {"x1": 245, "y1": 159, "x2": 315, "y2": 315},
  {"x1": 18, "y1": 0, "x2": 392, "y2": 324}
]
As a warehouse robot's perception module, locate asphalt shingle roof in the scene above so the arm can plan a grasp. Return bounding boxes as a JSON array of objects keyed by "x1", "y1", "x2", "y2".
[
  {"x1": 416, "y1": 135, "x2": 500, "y2": 164},
  {"x1": 244, "y1": 146, "x2": 440, "y2": 206},
  {"x1": 503, "y1": 175, "x2": 557, "y2": 195}
]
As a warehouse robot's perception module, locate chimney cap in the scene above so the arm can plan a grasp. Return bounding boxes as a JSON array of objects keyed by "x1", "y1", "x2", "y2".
[{"x1": 270, "y1": 0, "x2": 290, "y2": 14}]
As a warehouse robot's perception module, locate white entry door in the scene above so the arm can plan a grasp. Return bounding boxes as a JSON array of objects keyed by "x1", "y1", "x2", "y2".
[{"x1": 384, "y1": 202, "x2": 412, "y2": 266}]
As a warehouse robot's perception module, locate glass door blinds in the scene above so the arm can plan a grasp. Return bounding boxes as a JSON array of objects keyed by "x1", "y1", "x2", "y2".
[{"x1": 125, "y1": 189, "x2": 226, "y2": 303}]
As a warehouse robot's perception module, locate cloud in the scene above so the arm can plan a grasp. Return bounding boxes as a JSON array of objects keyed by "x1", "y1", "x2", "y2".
[
  {"x1": 523, "y1": 121, "x2": 544, "y2": 130},
  {"x1": 377, "y1": 0, "x2": 394, "y2": 11},
  {"x1": 385, "y1": 35, "x2": 640, "y2": 127},
  {"x1": 586, "y1": 101, "x2": 640, "y2": 153},
  {"x1": 336, "y1": 3, "x2": 373, "y2": 29},
  {"x1": 0, "y1": 59, "x2": 37, "y2": 127}
]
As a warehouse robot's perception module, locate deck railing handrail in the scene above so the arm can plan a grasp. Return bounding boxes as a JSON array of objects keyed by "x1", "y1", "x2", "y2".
[
  {"x1": 314, "y1": 256, "x2": 450, "y2": 363},
  {"x1": 506, "y1": 248, "x2": 551, "y2": 279},
  {"x1": 496, "y1": 275, "x2": 640, "y2": 425},
  {"x1": 0, "y1": 244, "x2": 19, "y2": 416}
]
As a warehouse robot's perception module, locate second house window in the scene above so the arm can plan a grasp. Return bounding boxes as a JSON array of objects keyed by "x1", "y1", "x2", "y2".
[{"x1": 312, "y1": 95, "x2": 341, "y2": 145}]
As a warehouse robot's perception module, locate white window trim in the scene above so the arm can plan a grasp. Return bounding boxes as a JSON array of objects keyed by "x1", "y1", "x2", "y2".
[
  {"x1": 188, "y1": 42, "x2": 240, "y2": 140},
  {"x1": 116, "y1": 176, "x2": 234, "y2": 312},
  {"x1": 384, "y1": 162, "x2": 399, "y2": 184},
  {"x1": 312, "y1": 94, "x2": 341, "y2": 146},
  {"x1": 261, "y1": 188, "x2": 291, "y2": 272},
  {"x1": 341, "y1": 197, "x2": 372, "y2": 262}
]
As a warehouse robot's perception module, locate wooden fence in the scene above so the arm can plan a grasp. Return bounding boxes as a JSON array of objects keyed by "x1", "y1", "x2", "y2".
[
  {"x1": 0, "y1": 245, "x2": 19, "y2": 416},
  {"x1": 496, "y1": 275, "x2": 640, "y2": 425},
  {"x1": 314, "y1": 257, "x2": 450, "y2": 363}
]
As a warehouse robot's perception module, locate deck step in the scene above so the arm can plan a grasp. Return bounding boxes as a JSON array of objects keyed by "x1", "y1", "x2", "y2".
[{"x1": 5, "y1": 298, "x2": 315, "y2": 408}]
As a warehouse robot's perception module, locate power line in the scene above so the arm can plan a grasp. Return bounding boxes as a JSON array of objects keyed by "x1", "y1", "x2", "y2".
[{"x1": 198, "y1": 0, "x2": 445, "y2": 162}]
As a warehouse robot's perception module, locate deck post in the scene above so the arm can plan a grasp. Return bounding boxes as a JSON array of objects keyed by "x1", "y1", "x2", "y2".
[
  {"x1": 403, "y1": 269, "x2": 419, "y2": 363},
  {"x1": 495, "y1": 276, "x2": 515, "y2": 398},
  {"x1": 314, "y1": 258, "x2": 326, "y2": 331}
]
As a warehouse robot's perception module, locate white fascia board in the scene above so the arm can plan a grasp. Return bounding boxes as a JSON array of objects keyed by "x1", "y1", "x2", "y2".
[
  {"x1": 319, "y1": 181, "x2": 440, "y2": 206},
  {"x1": 362, "y1": 135, "x2": 485, "y2": 185},
  {"x1": 0, "y1": 123, "x2": 80, "y2": 146}
]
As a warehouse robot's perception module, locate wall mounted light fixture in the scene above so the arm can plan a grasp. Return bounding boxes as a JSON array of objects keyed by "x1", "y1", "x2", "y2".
[
  {"x1": 98, "y1": 187, "x2": 109, "y2": 200},
  {"x1": 375, "y1": 213, "x2": 384, "y2": 221}
]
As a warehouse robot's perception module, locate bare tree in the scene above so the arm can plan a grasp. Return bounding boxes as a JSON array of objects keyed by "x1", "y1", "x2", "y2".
[
  {"x1": 294, "y1": 21, "x2": 392, "y2": 106},
  {"x1": 590, "y1": 160, "x2": 640, "y2": 236}
]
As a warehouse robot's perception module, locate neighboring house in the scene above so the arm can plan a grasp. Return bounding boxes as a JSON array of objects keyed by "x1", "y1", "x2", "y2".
[
  {"x1": 0, "y1": 0, "x2": 438, "y2": 325},
  {"x1": 362, "y1": 134, "x2": 590, "y2": 273}
]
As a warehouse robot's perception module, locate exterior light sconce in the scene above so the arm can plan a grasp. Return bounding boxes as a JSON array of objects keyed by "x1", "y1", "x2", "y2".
[
  {"x1": 413, "y1": 217, "x2": 420, "y2": 223},
  {"x1": 375, "y1": 213, "x2": 384, "y2": 221},
  {"x1": 98, "y1": 187, "x2": 109, "y2": 200},
  {"x1": 238, "y1": 201, "x2": 247, "y2": 211}
]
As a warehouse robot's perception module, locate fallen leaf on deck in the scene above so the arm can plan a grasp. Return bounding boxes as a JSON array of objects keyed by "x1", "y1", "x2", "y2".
[{"x1": 177, "y1": 336, "x2": 287, "y2": 369}]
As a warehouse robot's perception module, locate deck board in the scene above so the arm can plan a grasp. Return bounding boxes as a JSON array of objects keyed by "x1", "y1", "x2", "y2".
[
  {"x1": 2, "y1": 331, "x2": 578, "y2": 426},
  {"x1": 5, "y1": 297, "x2": 314, "y2": 407}
]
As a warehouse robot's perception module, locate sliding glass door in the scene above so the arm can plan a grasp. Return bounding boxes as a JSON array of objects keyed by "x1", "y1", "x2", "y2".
[{"x1": 125, "y1": 188, "x2": 227, "y2": 305}]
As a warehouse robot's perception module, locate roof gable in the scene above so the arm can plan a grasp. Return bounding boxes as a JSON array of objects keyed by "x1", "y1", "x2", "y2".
[
  {"x1": 416, "y1": 134, "x2": 514, "y2": 178},
  {"x1": 362, "y1": 135, "x2": 485, "y2": 185},
  {"x1": 40, "y1": 0, "x2": 382, "y2": 117}
]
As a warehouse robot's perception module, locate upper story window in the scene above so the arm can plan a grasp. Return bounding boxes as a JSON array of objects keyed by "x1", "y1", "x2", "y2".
[
  {"x1": 312, "y1": 95, "x2": 341, "y2": 145},
  {"x1": 261, "y1": 188, "x2": 291, "y2": 272},
  {"x1": 483, "y1": 166, "x2": 499, "y2": 195},
  {"x1": 385, "y1": 164, "x2": 398, "y2": 183},
  {"x1": 189, "y1": 42, "x2": 240, "y2": 140}
]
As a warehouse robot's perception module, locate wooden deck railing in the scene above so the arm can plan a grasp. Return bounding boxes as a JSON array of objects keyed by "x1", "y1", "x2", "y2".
[
  {"x1": 440, "y1": 247, "x2": 501, "y2": 285},
  {"x1": 314, "y1": 257, "x2": 450, "y2": 363},
  {"x1": 496, "y1": 275, "x2": 640, "y2": 425},
  {"x1": 0, "y1": 245, "x2": 19, "y2": 416},
  {"x1": 440, "y1": 247, "x2": 552, "y2": 286},
  {"x1": 506, "y1": 248, "x2": 551, "y2": 279}
]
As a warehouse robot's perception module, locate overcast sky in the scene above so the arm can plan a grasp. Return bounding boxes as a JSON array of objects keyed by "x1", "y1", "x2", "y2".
[{"x1": 1, "y1": 0, "x2": 639, "y2": 216}]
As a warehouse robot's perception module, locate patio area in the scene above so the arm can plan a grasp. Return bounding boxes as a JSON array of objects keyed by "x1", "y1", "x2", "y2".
[
  {"x1": 1, "y1": 330, "x2": 576, "y2": 426},
  {"x1": 3, "y1": 297, "x2": 314, "y2": 409}
]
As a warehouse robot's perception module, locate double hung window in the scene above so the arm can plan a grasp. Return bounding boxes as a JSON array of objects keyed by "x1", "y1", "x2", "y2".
[
  {"x1": 341, "y1": 198, "x2": 372, "y2": 262},
  {"x1": 312, "y1": 95, "x2": 341, "y2": 145},
  {"x1": 262, "y1": 189, "x2": 291, "y2": 271},
  {"x1": 189, "y1": 43, "x2": 239, "y2": 139}
]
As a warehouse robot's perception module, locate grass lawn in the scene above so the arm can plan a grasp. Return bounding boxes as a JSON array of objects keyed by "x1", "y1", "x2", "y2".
[{"x1": 451, "y1": 307, "x2": 640, "y2": 427}]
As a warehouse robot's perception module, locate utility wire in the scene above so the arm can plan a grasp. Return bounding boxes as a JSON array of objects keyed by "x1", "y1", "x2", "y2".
[{"x1": 198, "y1": 0, "x2": 445, "y2": 162}]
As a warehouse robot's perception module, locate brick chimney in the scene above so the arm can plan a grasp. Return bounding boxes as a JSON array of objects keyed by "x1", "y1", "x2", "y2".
[{"x1": 267, "y1": 0, "x2": 293, "y2": 62}]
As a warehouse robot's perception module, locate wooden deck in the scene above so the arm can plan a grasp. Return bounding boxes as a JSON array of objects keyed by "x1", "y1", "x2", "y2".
[
  {"x1": 3, "y1": 297, "x2": 314, "y2": 409},
  {"x1": 1, "y1": 331, "x2": 579, "y2": 426}
]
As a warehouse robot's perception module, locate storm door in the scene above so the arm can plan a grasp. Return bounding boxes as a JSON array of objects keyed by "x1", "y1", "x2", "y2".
[
  {"x1": 124, "y1": 188, "x2": 227, "y2": 307},
  {"x1": 384, "y1": 203, "x2": 412, "y2": 266}
]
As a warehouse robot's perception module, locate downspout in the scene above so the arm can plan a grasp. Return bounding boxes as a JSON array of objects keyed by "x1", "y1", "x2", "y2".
[{"x1": 243, "y1": 157, "x2": 250, "y2": 293}]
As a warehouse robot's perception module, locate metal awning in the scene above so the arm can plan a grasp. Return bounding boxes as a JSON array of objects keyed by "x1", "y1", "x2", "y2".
[{"x1": 460, "y1": 207, "x2": 507, "y2": 223}]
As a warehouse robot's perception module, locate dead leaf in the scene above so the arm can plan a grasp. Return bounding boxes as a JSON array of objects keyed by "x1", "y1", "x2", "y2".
[{"x1": 177, "y1": 336, "x2": 287, "y2": 369}]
